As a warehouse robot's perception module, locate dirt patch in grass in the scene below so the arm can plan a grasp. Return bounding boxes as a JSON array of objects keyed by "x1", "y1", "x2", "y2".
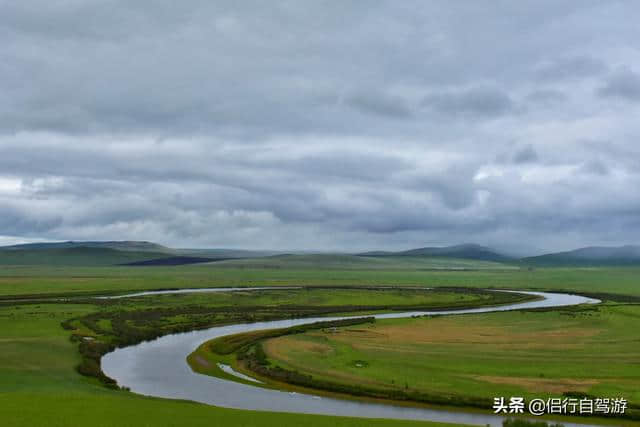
[
  {"x1": 193, "y1": 355, "x2": 211, "y2": 369},
  {"x1": 475, "y1": 375, "x2": 599, "y2": 393},
  {"x1": 265, "y1": 336, "x2": 334, "y2": 357}
]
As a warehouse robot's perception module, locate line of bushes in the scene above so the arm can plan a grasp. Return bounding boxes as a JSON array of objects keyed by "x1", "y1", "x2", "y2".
[
  {"x1": 74, "y1": 337, "x2": 118, "y2": 388},
  {"x1": 63, "y1": 304, "x2": 377, "y2": 387},
  {"x1": 57, "y1": 287, "x2": 539, "y2": 391},
  {"x1": 61, "y1": 286, "x2": 532, "y2": 389}
]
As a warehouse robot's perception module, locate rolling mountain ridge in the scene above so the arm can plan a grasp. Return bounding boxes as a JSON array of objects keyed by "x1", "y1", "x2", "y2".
[
  {"x1": 522, "y1": 245, "x2": 640, "y2": 266},
  {"x1": 2, "y1": 241, "x2": 640, "y2": 267},
  {"x1": 359, "y1": 243, "x2": 512, "y2": 263}
]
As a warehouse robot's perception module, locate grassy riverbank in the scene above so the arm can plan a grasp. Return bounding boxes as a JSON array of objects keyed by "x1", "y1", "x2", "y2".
[
  {"x1": 2, "y1": 282, "x2": 514, "y2": 427},
  {"x1": 61, "y1": 287, "x2": 524, "y2": 386},
  {"x1": 248, "y1": 303, "x2": 640, "y2": 422}
]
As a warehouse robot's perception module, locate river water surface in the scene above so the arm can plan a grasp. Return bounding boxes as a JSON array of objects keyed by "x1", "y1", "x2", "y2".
[{"x1": 102, "y1": 289, "x2": 600, "y2": 427}]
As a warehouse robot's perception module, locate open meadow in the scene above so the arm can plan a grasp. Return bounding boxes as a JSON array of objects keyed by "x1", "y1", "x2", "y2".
[
  {"x1": 258, "y1": 304, "x2": 640, "y2": 407},
  {"x1": 3, "y1": 262, "x2": 640, "y2": 298},
  {"x1": 2, "y1": 276, "x2": 482, "y2": 427},
  {"x1": 2, "y1": 260, "x2": 640, "y2": 426}
]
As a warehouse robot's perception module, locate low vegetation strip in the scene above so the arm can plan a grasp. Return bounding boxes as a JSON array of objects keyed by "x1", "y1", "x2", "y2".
[
  {"x1": 208, "y1": 317, "x2": 376, "y2": 355},
  {"x1": 57, "y1": 286, "x2": 509, "y2": 387}
]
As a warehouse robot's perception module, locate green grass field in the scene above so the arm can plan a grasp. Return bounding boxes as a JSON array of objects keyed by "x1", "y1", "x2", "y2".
[
  {"x1": 3, "y1": 391, "x2": 463, "y2": 427},
  {"x1": 259, "y1": 304, "x2": 640, "y2": 407},
  {"x1": 1, "y1": 284, "x2": 503, "y2": 427},
  {"x1": 210, "y1": 254, "x2": 513, "y2": 270},
  {"x1": 2, "y1": 262, "x2": 640, "y2": 427},
  {"x1": 89, "y1": 287, "x2": 501, "y2": 311},
  {"x1": 2, "y1": 264, "x2": 640, "y2": 298}
]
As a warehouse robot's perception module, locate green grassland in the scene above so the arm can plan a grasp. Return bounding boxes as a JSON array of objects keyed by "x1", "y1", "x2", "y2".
[
  {"x1": 210, "y1": 254, "x2": 513, "y2": 270},
  {"x1": 3, "y1": 392, "x2": 462, "y2": 427},
  {"x1": 2, "y1": 260, "x2": 640, "y2": 427},
  {"x1": 254, "y1": 304, "x2": 640, "y2": 416},
  {"x1": 59, "y1": 287, "x2": 523, "y2": 384},
  {"x1": 2, "y1": 285, "x2": 509, "y2": 427},
  {"x1": 85, "y1": 287, "x2": 502, "y2": 311},
  {"x1": 2, "y1": 263, "x2": 640, "y2": 298}
]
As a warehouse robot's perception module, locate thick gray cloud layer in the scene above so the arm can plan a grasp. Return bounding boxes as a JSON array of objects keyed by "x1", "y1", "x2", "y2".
[{"x1": 1, "y1": 1, "x2": 640, "y2": 253}]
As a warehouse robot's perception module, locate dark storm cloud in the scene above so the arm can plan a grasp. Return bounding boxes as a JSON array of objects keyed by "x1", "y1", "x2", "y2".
[
  {"x1": 346, "y1": 91, "x2": 413, "y2": 119},
  {"x1": 2, "y1": 1, "x2": 640, "y2": 252},
  {"x1": 598, "y1": 68, "x2": 640, "y2": 101},
  {"x1": 534, "y1": 56, "x2": 608, "y2": 81},
  {"x1": 525, "y1": 89, "x2": 567, "y2": 106},
  {"x1": 421, "y1": 87, "x2": 515, "y2": 118},
  {"x1": 512, "y1": 145, "x2": 539, "y2": 164},
  {"x1": 266, "y1": 151, "x2": 411, "y2": 181},
  {"x1": 579, "y1": 160, "x2": 609, "y2": 176}
]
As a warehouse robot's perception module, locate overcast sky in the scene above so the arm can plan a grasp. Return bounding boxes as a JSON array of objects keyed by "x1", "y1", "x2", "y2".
[{"x1": 1, "y1": 1, "x2": 640, "y2": 254}]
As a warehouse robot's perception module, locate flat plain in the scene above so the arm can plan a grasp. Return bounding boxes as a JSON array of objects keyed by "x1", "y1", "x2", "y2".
[
  {"x1": 260, "y1": 304, "x2": 640, "y2": 405},
  {"x1": 2, "y1": 259, "x2": 640, "y2": 426}
]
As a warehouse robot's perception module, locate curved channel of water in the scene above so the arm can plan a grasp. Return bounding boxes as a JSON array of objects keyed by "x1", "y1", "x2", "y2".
[
  {"x1": 102, "y1": 290, "x2": 601, "y2": 427},
  {"x1": 97, "y1": 286, "x2": 301, "y2": 299}
]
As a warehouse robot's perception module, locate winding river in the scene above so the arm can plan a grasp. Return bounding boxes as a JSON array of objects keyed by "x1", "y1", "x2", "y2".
[{"x1": 102, "y1": 288, "x2": 600, "y2": 427}]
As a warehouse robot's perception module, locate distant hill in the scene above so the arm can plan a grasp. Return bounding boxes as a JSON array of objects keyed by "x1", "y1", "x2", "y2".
[
  {"x1": 523, "y1": 245, "x2": 640, "y2": 266},
  {"x1": 5, "y1": 240, "x2": 640, "y2": 268},
  {"x1": 0, "y1": 247, "x2": 171, "y2": 266},
  {"x1": 0, "y1": 241, "x2": 279, "y2": 267},
  {"x1": 1, "y1": 240, "x2": 172, "y2": 253},
  {"x1": 359, "y1": 244, "x2": 512, "y2": 263}
]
